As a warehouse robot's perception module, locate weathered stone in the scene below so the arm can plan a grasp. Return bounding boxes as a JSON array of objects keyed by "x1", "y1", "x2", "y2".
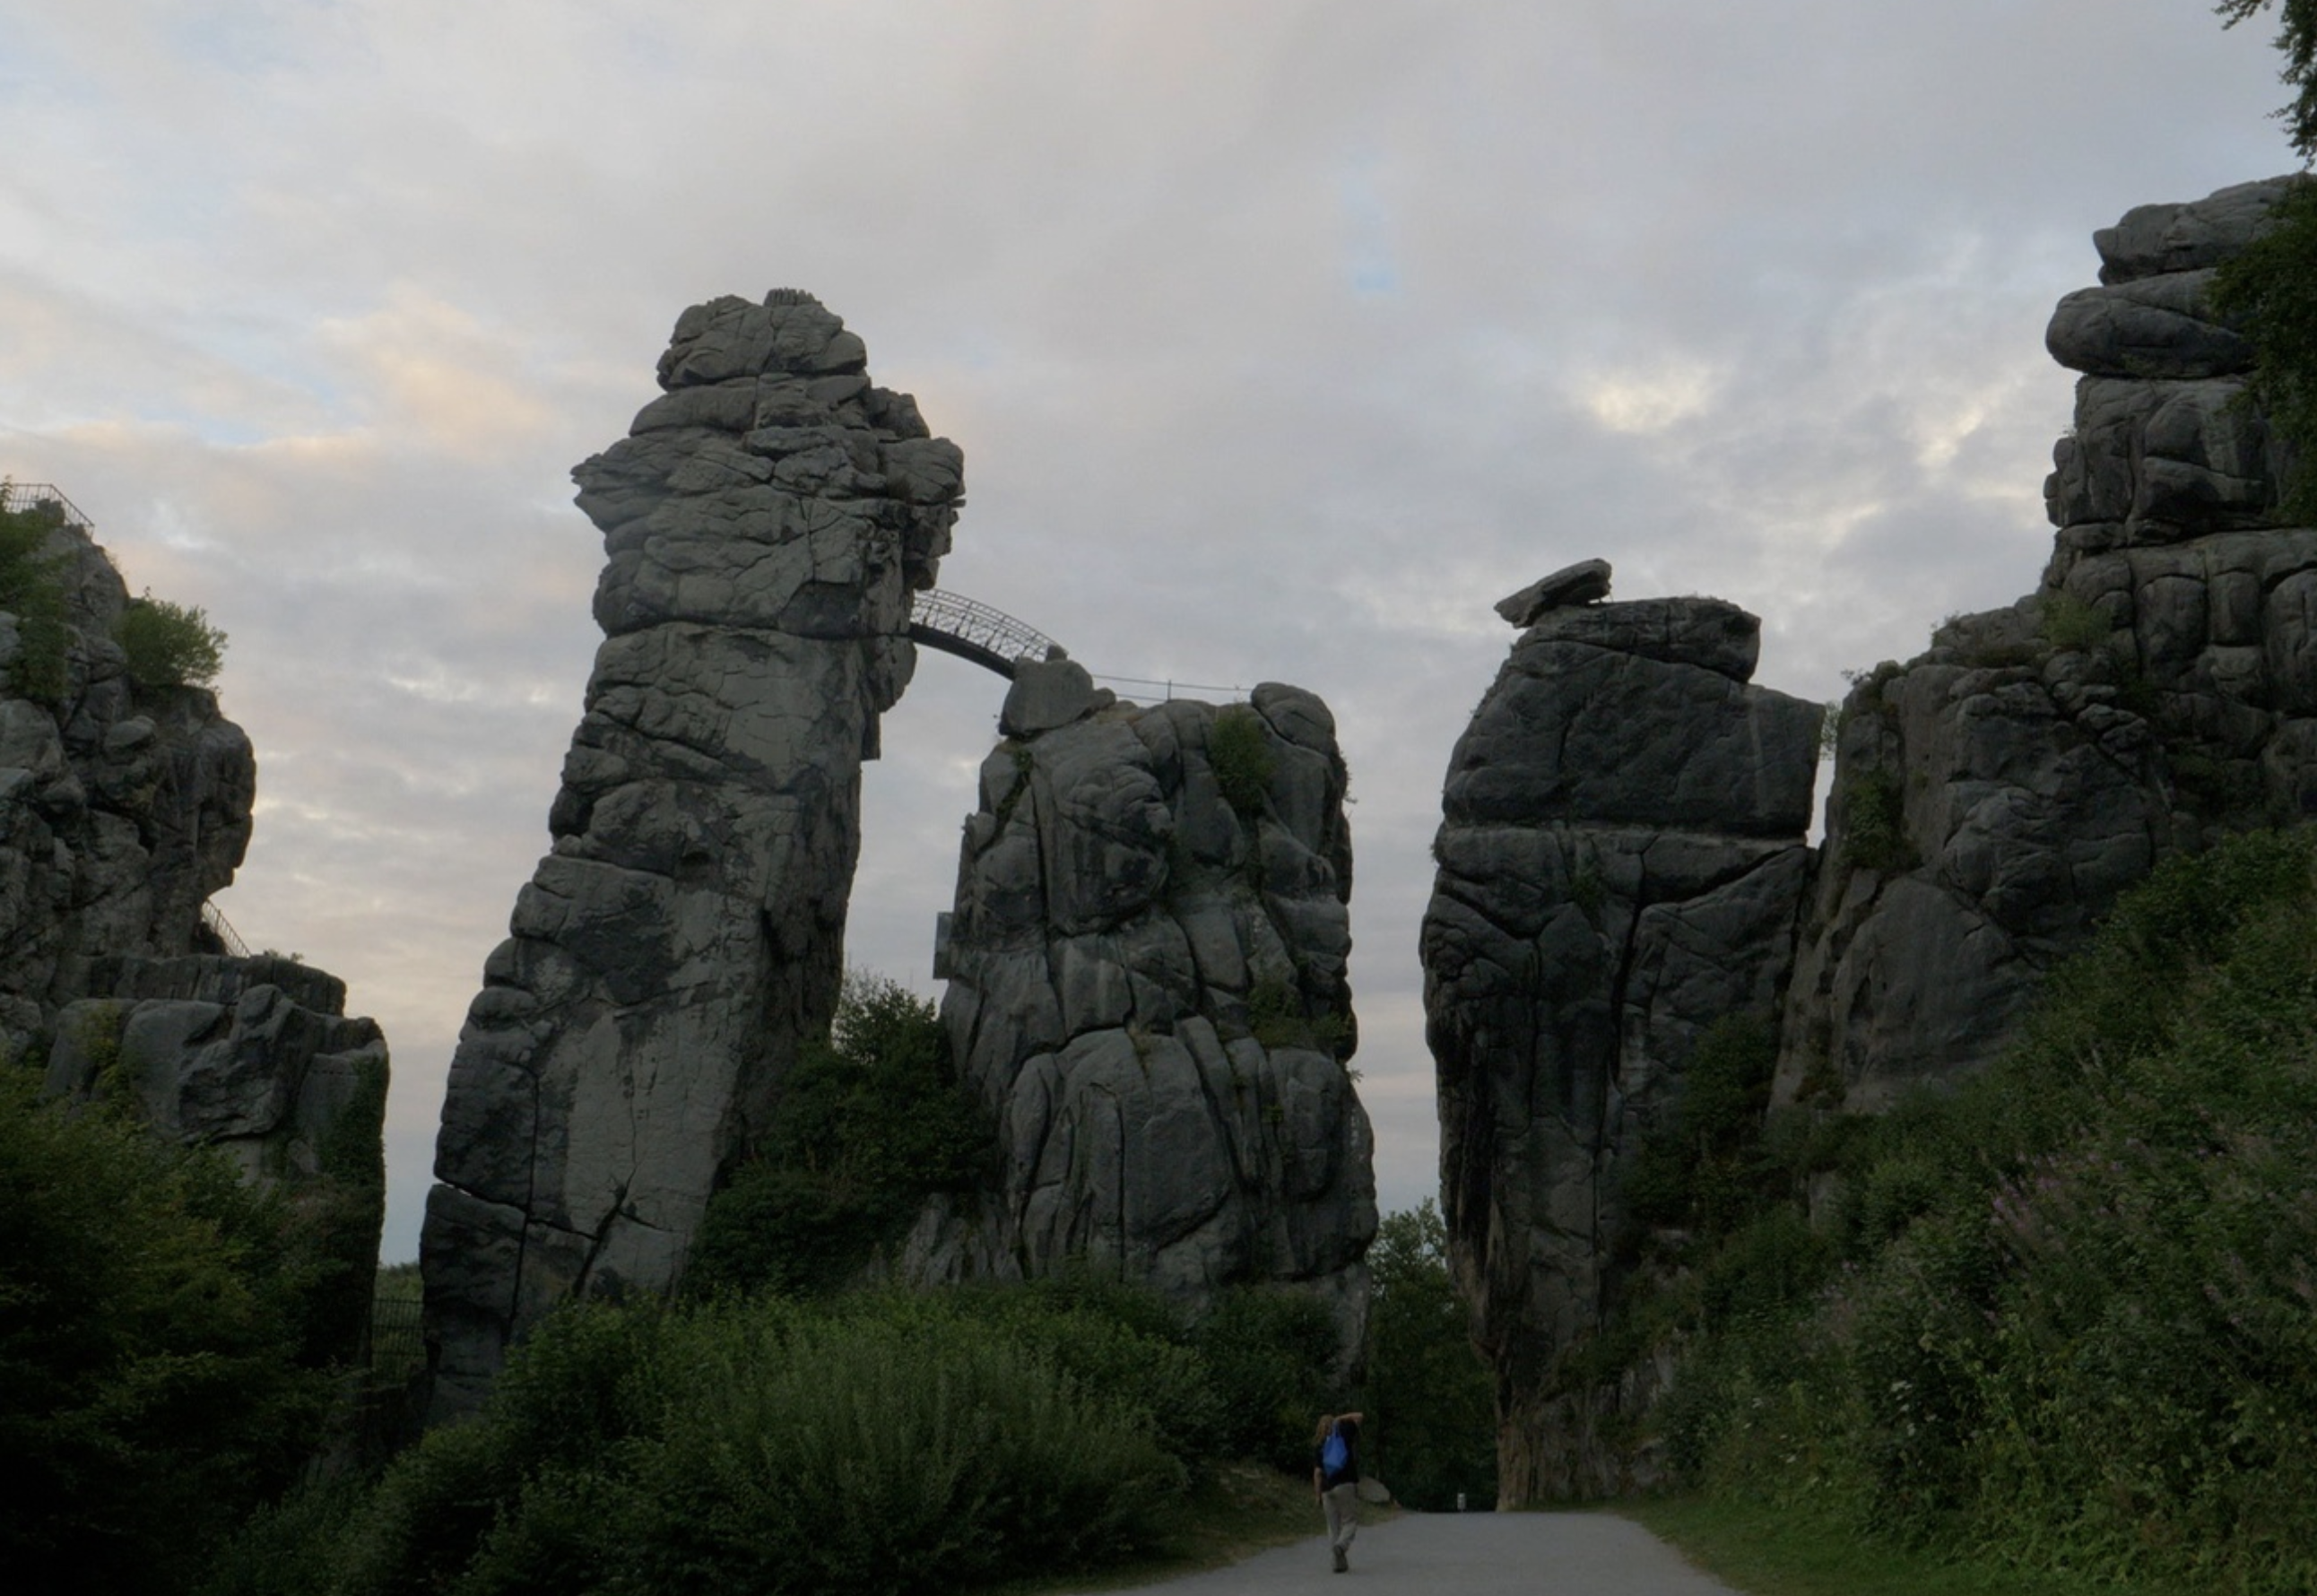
[
  {"x1": 1000, "y1": 655, "x2": 1115, "y2": 739},
  {"x1": 1494, "y1": 558, "x2": 1612, "y2": 627},
  {"x1": 421, "y1": 293, "x2": 965, "y2": 1418},
  {"x1": 2045, "y1": 270, "x2": 2252, "y2": 381},
  {"x1": 901, "y1": 685, "x2": 1375, "y2": 1359},
  {"x1": 2094, "y1": 177, "x2": 2297, "y2": 284},
  {"x1": 1424, "y1": 587, "x2": 1818, "y2": 1501}
]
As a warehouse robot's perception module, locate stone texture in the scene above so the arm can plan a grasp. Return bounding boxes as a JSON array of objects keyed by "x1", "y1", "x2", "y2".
[
  {"x1": 1424, "y1": 595, "x2": 1820, "y2": 1500},
  {"x1": 1495, "y1": 558, "x2": 1613, "y2": 627},
  {"x1": 421, "y1": 293, "x2": 964, "y2": 1417},
  {"x1": 0, "y1": 501, "x2": 386, "y2": 1369},
  {"x1": 1782, "y1": 176, "x2": 2317, "y2": 1113},
  {"x1": 898, "y1": 682, "x2": 1375, "y2": 1358}
]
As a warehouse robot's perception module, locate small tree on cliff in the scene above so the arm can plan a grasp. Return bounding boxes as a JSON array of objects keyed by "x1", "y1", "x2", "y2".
[{"x1": 2217, "y1": 1, "x2": 2317, "y2": 516}]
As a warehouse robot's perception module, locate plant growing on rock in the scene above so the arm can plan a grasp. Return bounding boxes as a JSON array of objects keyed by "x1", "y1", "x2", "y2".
[
  {"x1": 0, "y1": 499, "x2": 70, "y2": 700},
  {"x1": 116, "y1": 588, "x2": 227, "y2": 690},
  {"x1": 1208, "y1": 705, "x2": 1275, "y2": 820}
]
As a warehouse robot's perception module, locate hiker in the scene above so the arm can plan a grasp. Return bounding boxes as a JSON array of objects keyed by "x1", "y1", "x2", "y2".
[{"x1": 1313, "y1": 1410, "x2": 1364, "y2": 1573}]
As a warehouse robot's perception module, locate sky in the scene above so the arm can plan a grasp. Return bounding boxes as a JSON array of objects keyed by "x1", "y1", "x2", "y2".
[{"x1": 0, "y1": 1, "x2": 2299, "y2": 1262}]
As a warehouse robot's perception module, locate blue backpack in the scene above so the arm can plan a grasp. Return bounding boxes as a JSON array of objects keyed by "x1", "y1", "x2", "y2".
[{"x1": 1321, "y1": 1427, "x2": 1349, "y2": 1479}]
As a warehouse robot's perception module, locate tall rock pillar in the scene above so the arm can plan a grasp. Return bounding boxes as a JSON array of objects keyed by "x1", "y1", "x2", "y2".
[
  {"x1": 421, "y1": 293, "x2": 963, "y2": 1414},
  {"x1": 900, "y1": 672, "x2": 1376, "y2": 1355},
  {"x1": 1423, "y1": 566, "x2": 1820, "y2": 1500}
]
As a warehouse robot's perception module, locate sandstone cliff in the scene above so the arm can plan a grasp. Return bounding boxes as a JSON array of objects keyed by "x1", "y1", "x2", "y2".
[
  {"x1": 0, "y1": 491, "x2": 387, "y2": 1366},
  {"x1": 421, "y1": 293, "x2": 965, "y2": 1415},
  {"x1": 1780, "y1": 176, "x2": 2307, "y2": 1109},
  {"x1": 1423, "y1": 572, "x2": 1821, "y2": 1498},
  {"x1": 902, "y1": 663, "x2": 1376, "y2": 1351},
  {"x1": 1428, "y1": 176, "x2": 2317, "y2": 1504}
]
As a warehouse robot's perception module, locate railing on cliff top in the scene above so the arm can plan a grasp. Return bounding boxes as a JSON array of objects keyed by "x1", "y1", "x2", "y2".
[{"x1": 0, "y1": 481, "x2": 93, "y2": 530}]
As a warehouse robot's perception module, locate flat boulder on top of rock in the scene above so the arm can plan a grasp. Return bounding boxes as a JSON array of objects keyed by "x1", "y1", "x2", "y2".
[
  {"x1": 2095, "y1": 177, "x2": 2296, "y2": 285},
  {"x1": 1495, "y1": 558, "x2": 1611, "y2": 627},
  {"x1": 1001, "y1": 655, "x2": 1115, "y2": 739},
  {"x1": 1524, "y1": 596, "x2": 1761, "y2": 681}
]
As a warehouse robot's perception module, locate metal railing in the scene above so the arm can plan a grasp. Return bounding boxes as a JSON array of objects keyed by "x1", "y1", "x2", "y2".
[
  {"x1": 0, "y1": 481, "x2": 92, "y2": 529},
  {"x1": 201, "y1": 900, "x2": 251, "y2": 958},
  {"x1": 908, "y1": 588, "x2": 1066, "y2": 679}
]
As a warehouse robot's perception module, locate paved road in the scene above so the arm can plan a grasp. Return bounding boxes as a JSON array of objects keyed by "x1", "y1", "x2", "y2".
[{"x1": 1057, "y1": 1512, "x2": 1743, "y2": 1594}]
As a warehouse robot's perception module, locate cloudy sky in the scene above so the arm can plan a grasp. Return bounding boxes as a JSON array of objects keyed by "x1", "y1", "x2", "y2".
[{"x1": 1, "y1": 1, "x2": 2297, "y2": 1261}]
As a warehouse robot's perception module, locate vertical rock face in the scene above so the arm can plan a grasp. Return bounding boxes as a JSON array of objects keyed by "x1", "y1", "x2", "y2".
[
  {"x1": 1424, "y1": 583, "x2": 1821, "y2": 1500},
  {"x1": 1778, "y1": 176, "x2": 2308, "y2": 1111},
  {"x1": 1434, "y1": 177, "x2": 2317, "y2": 1505},
  {"x1": 0, "y1": 511, "x2": 254, "y2": 1039},
  {"x1": 0, "y1": 498, "x2": 386, "y2": 1366},
  {"x1": 903, "y1": 671, "x2": 1376, "y2": 1351},
  {"x1": 421, "y1": 293, "x2": 963, "y2": 1414}
]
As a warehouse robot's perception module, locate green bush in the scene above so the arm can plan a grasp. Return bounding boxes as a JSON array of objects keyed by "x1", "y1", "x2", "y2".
[
  {"x1": 116, "y1": 589, "x2": 226, "y2": 690},
  {"x1": 1361, "y1": 1201, "x2": 1496, "y2": 1511},
  {"x1": 0, "y1": 500, "x2": 69, "y2": 700},
  {"x1": 629, "y1": 1307, "x2": 1180, "y2": 1594},
  {"x1": 236, "y1": 1288, "x2": 1193, "y2": 1596},
  {"x1": 1207, "y1": 705, "x2": 1276, "y2": 820},
  {"x1": 0, "y1": 1067, "x2": 333, "y2": 1596},
  {"x1": 688, "y1": 972, "x2": 990, "y2": 1297},
  {"x1": 2037, "y1": 591, "x2": 2113, "y2": 654},
  {"x1": 1836, "y1": 763, "x2": 1916, "y2": 873},
  {"x1": 1190, "y1": 1287, "x2": 1343, "y2": 1473},
  {"x1": 1670, "y1": 828, "x2": 2317, "y2": 1592}
]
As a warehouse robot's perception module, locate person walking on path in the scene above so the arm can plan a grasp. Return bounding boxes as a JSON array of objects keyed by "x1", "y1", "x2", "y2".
[{"x1": 1312, "y1": 1410, "x2": 1363, "y2": 1573}]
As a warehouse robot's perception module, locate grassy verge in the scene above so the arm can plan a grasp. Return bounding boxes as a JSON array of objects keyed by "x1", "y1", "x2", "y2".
[
  {"x1": 1627, "y1": 1496, "x2": 2188, "y2": 1596},
  {"x1": 984, "y1": 1464, "x2": 1334, "y2": 1595}
]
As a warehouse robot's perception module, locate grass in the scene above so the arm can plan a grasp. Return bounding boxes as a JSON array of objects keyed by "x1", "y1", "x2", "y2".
[
  {"x1": 1627, "y1": 1496, "x2": 2190, "y2": 1596},
  {"x1": 981, "y1": 1464, "x2": 1341, "y2": 1594}
]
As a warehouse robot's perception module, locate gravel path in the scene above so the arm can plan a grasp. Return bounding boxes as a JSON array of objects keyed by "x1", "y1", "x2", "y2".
[{"x1": 1055, "y1": 1511, "x2": 1745, "y2": 1594}]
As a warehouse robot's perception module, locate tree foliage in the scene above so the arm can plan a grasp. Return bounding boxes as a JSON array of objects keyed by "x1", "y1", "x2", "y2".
[
  {"x1": 0, "y1": 1067, "x2": 333, "y2": 1596},
  {"x1": 2217, "y1": 3, "x2": 2317, "y2": 518},
  {"x1": 686, "y1": 972, "x2": 992, "y2": 1297},
  {"x1": 2220, "y1": 0, "x2": 2317, "y2": 159},
  {"x1": 1360, "y1": 1201, "x2": 1497, "y2": 1511},
  {"x1": 116, "y1": 589, "x2": 227, "y2": 690}
]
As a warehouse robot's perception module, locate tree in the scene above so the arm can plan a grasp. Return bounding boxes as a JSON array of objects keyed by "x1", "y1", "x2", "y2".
[
  {"x1": 2220, "y1": 0, "x2": 2317, "y2": 158},
  {"x1": 1360, "y1": 1201, "x2": 1497, "y2": 1511},
  {"x1": 0, "y1": 1067, "x2": 331, "y2": 1596},
  {"x1": 2214, "y1": 3, "x2": 2317, "y2": 519},
  {"x1": 685, "y1": 971, "x2": 992, "y2": 1297}
]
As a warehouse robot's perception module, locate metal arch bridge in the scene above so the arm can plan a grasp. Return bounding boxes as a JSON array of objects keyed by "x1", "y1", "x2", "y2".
[{"x1": 908, "y1": 588, "x2": 1066, "y2": 679}]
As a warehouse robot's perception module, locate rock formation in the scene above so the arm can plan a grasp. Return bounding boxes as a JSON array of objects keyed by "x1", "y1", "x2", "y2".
[
  {"x1": 902, "y1": 667, "x2": 1376, "y2": 1351},
  {"x1": 1429, "y1": 177, "x2": 2317, "y2": 1503},
  {"x1": 421, "y1": 292, "x2": 964, "y2": 1415},
  {"x1": 1779, "y1": 175, "x2": 2306, "y2": 1109},
  {"x1": 1424, "y1": 567, "x2": 1821, "y2": 1499},
  {"x1": 0, "y1": 492, "x2": 386, "y2": 1366}
]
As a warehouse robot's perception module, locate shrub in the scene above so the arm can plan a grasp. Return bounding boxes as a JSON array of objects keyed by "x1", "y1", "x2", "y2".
[
  {"x1": 629, "y1": 1305, "x2": 1182, "y2": 1594},
  {"x1": 0, "y1": 1068, "x2": 333, "y2": 1596},
  {"x1": 0, "y1": 500, "x2": 69, "y2": 700},
  {"x1": 1207, "y1": 705, "x2": 1275, "y2": 820},
  {"x1": 1190, "y1": 1287, "x2": 1343, "y2": 1472},
  {"x1": 116, "y1": 589, "x2": 226, "y2": 690},
  {"x1": 1672, "y1": 828, "x2": 2317, "y2": 1591},
  {"x1": 1836, "y1": 763, "x2": 1915, "y2": 873},
  {"x1": 2037, "y1": 590, "x2": 2113, "y2": 654},
  {"x1": 688, "y1": 972, "x2": 991, "y2": 1297},
  {"x1": 1361, "y1": 1201, "x2": 1496, "y2": 1511}
]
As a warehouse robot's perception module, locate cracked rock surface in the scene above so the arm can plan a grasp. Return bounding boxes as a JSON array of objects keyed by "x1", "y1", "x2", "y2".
[
  {"x1": 1424, "y1": 588, "x2": 1820, "y2": 1500},
  {"x1": 421, "y1": 292, "x2": 962, "y2": 1417},
  {"x1": 1781, "y1": 175, "x2": 2315, "y2": 1111},
  {"x1": 899, "y1": 682, "x2": 1376, "y2": 1357}
]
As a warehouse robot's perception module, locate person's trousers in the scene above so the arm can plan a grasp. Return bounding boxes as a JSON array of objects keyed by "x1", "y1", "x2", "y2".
[{"x1": 1323, "y1": 1481, "x2": 1359, "y2": 1551}]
